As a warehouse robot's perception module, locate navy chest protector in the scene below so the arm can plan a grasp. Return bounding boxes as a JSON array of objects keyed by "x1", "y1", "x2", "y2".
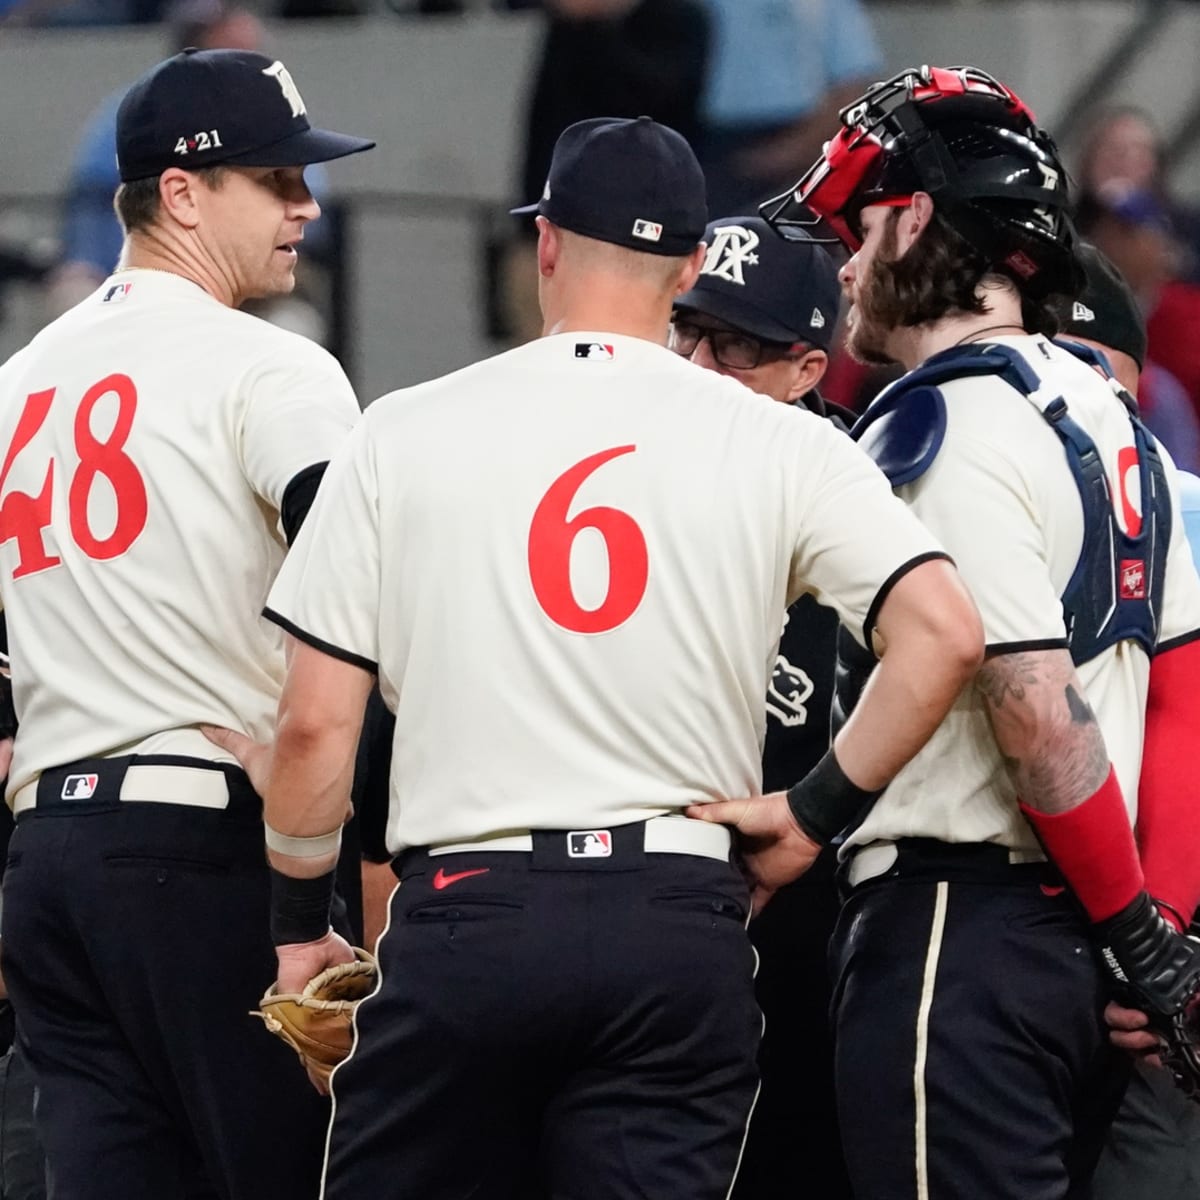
[{"x1": 853, "y1": 340, "x2": 1172, "y2": 667}]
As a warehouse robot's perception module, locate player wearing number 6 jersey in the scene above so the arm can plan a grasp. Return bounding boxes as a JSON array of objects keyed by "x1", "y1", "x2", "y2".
[
  {"x1": 0, "y1": 49, "x2": 372, "y2": 1200},
  {"x1": 209, "y1": 116, "x2": 981, "y2": 1200}
]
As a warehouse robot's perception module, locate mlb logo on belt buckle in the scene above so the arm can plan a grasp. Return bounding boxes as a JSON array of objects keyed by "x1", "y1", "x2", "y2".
[
  {"x1": 567, "y1": 830, "x2": 613, "y2": 858},
  {"x1": 61, "y1": 774, "x2": 99, "y2": 800},
  {"x1": 1120, "y1": 559, "x2": 1146, "y2": 600}
]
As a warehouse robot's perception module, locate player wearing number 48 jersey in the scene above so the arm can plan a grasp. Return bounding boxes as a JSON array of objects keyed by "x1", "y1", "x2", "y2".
[
  {"x1": 0, "y1": 49, "x2": 372, "y2": 1200},
  {"x1": 206, "y1": 115, "x2": 982, "y2": 1200}
]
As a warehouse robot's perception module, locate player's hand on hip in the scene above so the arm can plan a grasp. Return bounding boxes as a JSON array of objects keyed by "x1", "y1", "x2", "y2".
[
  {"x1": 686, "y1": 791, "x2": 822, "y2": 910},
  {"x1": 200, "y1": 724, "x2": 271, "y2": 798}
]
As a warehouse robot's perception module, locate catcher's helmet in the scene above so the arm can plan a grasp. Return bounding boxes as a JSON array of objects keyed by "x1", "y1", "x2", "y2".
[{"x1": 761, "y1": 65, "x2": 1082, "y2": 298}]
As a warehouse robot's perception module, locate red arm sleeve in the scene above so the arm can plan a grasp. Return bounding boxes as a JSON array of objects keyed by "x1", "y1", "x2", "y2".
[{"x1": 1138, "y1": 634, "x2": 1200, "y2": 930}]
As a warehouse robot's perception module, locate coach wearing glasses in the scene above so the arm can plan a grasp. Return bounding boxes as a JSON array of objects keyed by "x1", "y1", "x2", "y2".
[{"x1": 669, "y1": 213, "x2": 855, "y2": 1200}]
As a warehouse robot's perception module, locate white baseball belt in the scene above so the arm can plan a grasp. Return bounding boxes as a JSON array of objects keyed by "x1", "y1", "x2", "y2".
[
  {"x1": 428, "y1": 814, "x2": 732, "y2": 861},
  {"x1": 13, "y1": 764, "x2": 230, "y2": 815}
]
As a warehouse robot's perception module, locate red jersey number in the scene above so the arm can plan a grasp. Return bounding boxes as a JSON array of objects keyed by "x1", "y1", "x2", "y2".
[
  {"x1": 0, "y1": 375, "x2": 148, "y2": 579},
  {"x1": 1117, "y1": 445, "x2": 1143, "y2": 538},
  {"x1": 528, "y1": 446, "x2": 649, "y2": 634}
]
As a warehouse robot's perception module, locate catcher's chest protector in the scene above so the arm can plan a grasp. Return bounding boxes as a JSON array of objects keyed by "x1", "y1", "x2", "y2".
[{"x1": 853, "y1": 340, "x2": 1173, "y2": 667}]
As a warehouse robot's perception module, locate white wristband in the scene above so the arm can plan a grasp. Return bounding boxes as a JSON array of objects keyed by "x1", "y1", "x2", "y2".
[{"x1": 264, "y1": 821, "x2": 343, "y2": 859}]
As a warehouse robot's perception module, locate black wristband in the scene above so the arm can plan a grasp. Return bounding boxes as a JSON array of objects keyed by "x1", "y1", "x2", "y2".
[
  {"x1": 269, "y1": 865, "x2": 336, "y2": 947},
  {"x1": 786, "y1": 748, "x2": 885, "y2": 846}
]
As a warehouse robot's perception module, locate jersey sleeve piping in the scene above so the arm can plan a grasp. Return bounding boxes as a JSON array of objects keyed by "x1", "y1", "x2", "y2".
[
  {"x1": 262, "y1": 608, "x2": 378, "y2": 675},
  {"x1": 862, "y1": 551, "x2": 954, "y2": 648},
  {"x1": 1156, "y1": 627, "x2": 1200, "y2": 656},
  {"x1": 984, "y1": 637, "x2": 1069, "y2": 658}
]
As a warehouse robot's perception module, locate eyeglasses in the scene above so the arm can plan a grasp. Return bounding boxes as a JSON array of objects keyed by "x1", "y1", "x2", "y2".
[{"x1": 668, "y1": 319, "x2": 801, "y2": 370}]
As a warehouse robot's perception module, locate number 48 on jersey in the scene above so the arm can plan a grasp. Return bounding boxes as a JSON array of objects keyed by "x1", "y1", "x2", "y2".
[{"x1": 0, "y1": 374, "x2": 147, "y2": 579}]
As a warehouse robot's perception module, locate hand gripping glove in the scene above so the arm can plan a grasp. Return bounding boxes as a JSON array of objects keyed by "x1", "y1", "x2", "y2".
[
  {"x1": 253, "y1": 948, "x2": 377, "y2": 1086},
  {"x1": 1094, "y1": 891, "x2": 1200, "y2": 1102}
]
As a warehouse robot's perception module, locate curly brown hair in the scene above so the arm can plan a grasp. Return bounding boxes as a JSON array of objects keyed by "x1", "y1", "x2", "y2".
[{"x1": 862, "y1": 208, "x2": 1063, "y2": 338}]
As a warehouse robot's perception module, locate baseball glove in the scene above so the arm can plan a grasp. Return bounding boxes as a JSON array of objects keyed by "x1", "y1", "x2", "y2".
[
  {"x1": 1095, "y1": 893, "x2": 1200, "y2": 1103},
  {"x1": 252, "y1": 948, "x2": 377, "y2": 1086},
  {"x1": 1158, "y1": 1000, "x2": 1200, "y2": 1103}
]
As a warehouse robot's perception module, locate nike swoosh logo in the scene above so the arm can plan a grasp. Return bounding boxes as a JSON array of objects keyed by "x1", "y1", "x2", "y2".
[{"x1": 432, "y1": 867, "x2": 491, "y2": 890}]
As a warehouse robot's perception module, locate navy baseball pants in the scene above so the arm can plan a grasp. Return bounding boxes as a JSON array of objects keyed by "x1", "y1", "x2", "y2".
[
  {"x1": 832, "y1": 840, "x2": 1130, "y2": 1200},
  {"x1": 324, "y1": 825, "x2": 762, "y2": 1200},
  {"x1": 2, "y1": 757, "x2": 331, "y2": 1200},
  {"x1": 733, "y1": 847, "x2": 850, "y2": 1200}
]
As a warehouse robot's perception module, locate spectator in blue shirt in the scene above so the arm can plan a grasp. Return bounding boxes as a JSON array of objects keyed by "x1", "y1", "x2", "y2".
[{"x1": 696, "y1": 0, "x2": 882, "y2": 213}]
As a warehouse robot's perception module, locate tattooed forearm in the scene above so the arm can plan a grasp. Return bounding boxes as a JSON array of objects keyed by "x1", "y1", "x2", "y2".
[
  {"x1": 974, "y1": 652, "x2": 1039, "y2": 709},
  {"x1": 1064, "y1": 684, "x2": 1093, "y2": 725},
  {"x1": 976, "y1": 649, "x2": 1111, "y2": 815}
]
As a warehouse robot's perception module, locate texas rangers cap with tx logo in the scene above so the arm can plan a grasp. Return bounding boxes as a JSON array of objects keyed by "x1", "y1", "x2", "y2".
[
  {"x1": 512, "y1": 115, "x2": 707, "y2": 257},
  {"x1": 116, "y1": 48, "x2": 375, "y2": 182},
  {"x1": 674, "y1": 215, "x2": 841, "y2": 350}
]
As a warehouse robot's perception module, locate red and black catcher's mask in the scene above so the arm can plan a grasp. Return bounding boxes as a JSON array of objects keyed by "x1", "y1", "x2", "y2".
[{"x1": 761, "y1": 65, "x2": 1083, "y2": 299}]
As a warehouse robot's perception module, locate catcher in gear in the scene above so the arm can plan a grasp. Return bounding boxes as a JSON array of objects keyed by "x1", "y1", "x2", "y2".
[
  {"x1": 254, "y1": 949, "x2": 377, "y2": 1094},
  {"x1": 699, "y1": 65, "x2": 1200, "y2": 1198}
]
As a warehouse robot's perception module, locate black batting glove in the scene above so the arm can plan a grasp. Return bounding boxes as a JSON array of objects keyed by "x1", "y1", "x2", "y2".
[{"x1": 1093, "y1": 891, "x2": 1200, "y2": 1020}]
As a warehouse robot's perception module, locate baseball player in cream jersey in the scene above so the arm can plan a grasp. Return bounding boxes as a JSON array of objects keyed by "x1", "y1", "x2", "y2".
[
  {"x1": 734, "y1": 66, "x2": 1200, "y2": 1198},
  {"x1": 0, "y1": 49, "x2": 372, "y2": 1200},
  {"x1": 209, "y1": 116, "x2": 983, "y2": 1200}
]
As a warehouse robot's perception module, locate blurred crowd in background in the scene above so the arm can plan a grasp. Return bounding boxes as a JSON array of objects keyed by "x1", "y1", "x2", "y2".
[{"x1": 5, "y1": 0, "x2": 1200, "y2": 477}]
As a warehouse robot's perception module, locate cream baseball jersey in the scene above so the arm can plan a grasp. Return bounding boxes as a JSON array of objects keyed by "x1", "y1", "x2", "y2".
[
  {"x1": 267, "y1": 331, "x2": 945, "y2": 853},
  {"x1": 0, "y1": 269, "x2": 360, "y2": 796},
  {"x1": 846, "y1": 334, "x2": 1200, "y2": 856}
]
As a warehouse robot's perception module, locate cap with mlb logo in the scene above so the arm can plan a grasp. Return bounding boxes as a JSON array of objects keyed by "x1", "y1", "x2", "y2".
[
  {"x1": 116, "y1": 48, "x2": 375, "y2": 183},
  {"x1": 511, "y1": 115, "x2": 707, "y2": 257},
  {"x1": 673, "y1": 215, "x2": 841, "y2": 351}
]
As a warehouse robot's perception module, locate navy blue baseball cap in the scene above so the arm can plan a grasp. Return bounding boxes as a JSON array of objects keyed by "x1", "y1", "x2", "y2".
[
  {"x1": 511, "y1": 116, "x2": 707, "y2": 257},
  {"x1": 117, "y1": 48, "x2": 375, "y2": 182},
  {"x1": 674, "y1": 216, "x2": 841, "y2": 350},
  {"x1": 1059, "y1": 242, "x2": 1148, "y2": 369}
]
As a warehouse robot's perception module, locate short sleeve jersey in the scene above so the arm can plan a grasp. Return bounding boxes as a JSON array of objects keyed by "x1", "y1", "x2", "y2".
[
  {"x1": 0, "y1": 269, "x2": 360, "y2": 796},
  {"x1": 267, "y1": 332, "x2": 944, "y2": 853},
  {"x1": 846, "y1": 334, "x2": 1200, "y2": 854}
]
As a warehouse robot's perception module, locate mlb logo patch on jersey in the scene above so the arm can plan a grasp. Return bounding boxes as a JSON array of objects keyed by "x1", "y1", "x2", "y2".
[
  {"x1": 631, "y1": 218, "x2": 663, "y2": 243},
  {"x1": 574, "y1": 343, "x2": 614, "y2": 360},
  {"x1": 101, "y1": 283, "x2": 132, "y2": 304},
  {"x1": 1120, "y1": 559, "x2": 1146, "y2": 599},
  {"x1": 568, "y1": 830, "x2": 613, "y2": 858},
  {"x1": 61, "y1": 773, "x2": 99, "y2": 800}
]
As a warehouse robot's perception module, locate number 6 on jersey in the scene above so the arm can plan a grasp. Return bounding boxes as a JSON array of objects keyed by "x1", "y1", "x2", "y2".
[{"x1": 527, "y1": 445, "x2": 649, "y2": 634}]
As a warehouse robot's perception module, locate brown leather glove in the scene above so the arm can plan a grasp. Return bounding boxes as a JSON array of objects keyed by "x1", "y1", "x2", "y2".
[{"x1": 252, "y1": 948, "x2": 377, "y2": 1086}]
